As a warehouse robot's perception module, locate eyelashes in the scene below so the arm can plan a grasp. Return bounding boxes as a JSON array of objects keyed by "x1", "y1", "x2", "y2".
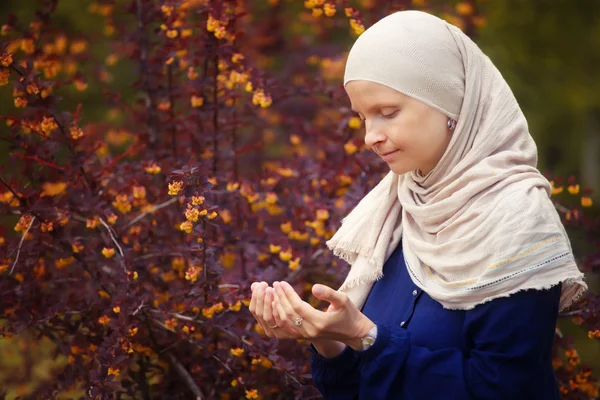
[{"x1": 357, "y1": 110, "x2": 399, "y2": 122}]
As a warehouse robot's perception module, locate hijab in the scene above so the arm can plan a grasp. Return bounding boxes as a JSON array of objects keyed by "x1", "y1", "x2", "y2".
[{"x1": 326, "y1": 11, "x2": 587, "y2": 311}]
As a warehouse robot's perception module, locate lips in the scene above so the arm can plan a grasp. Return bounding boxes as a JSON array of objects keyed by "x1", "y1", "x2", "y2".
[{"x1": 379, "y1": 149, "x2": 399, "y2": 162}]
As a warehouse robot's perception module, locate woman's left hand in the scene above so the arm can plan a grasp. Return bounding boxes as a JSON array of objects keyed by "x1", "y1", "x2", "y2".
[{"x1": 270, "y1": 281, "x2": 375, "y2": 350}]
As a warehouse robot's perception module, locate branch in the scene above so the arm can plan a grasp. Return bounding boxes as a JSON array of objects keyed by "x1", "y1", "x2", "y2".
[
  {"x1": 98, "y1": 217, "x2": 124, "y2": 258},
  {"x1": 124, "y1": 197, "x2": 178, "y2": 228},
  {"x1": 165, "y1": 352, "x2": 205, "y2": 400},
  {"x1": 10, "y1": 215, "x2": 35, "y2": 274}
]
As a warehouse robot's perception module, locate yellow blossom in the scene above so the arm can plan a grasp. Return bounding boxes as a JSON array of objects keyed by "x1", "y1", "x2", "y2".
[
  {"x1": 41, "y1": 221, "x2": 54, "y2": 232},
  {"x1": 227, "y1": 182, "x2": 240, "y2": 191},
  {"x1": 185, "y1": 265, "x2": 200, "y2": 283},
  {"x1": 132, "y1": 185, "x2": 146, "y2": 199},
  {"x1": 344, "y1": 141, "x2": 358, "y2": 155},
  {"x1": 0, "y1": 52, "x2": 12, "y2": 67},
  {"x1": 113, "y1": 306, "x2": 120, "y2": 314},
  {"x1": 14, "y1": 97, "x2": 27, "y2": 108},
  {"x1": 231, "y1": 379, "x2": 238, "y2": 387},
  {"x1": 55, "y1": 257, "x2": 75, "y2": 269},
  {"x1": 165, "y1": 318, "x2": 177, "y2": 330},
  {"x1": 265, "y1": 192, "x2": 278, "y2": 204},
  {"x1": 348, "y1": 116, "x2": 362, "y2": 129},
  {"x1": 230, "y1": 347, "x2": 244, "y2": 357},
  {"x1": 269, "y1": 244, "x2": 282, "y2": 254},
  {"x1": 199, "y1": 209, "x2": 208, "y2": 217},
  {"x1": 232, "y1": 53, "x2": 244, "y2": 63},
  {"x1": 72, "y1": 242, "x2": 84, "y2": 253},
  {"x1": 191, "y1": 95, "x2": 204, "y2": 107},
  {"x1": 145, "y1": 163, "x2": 162, "y2": 174},
  {"x1": 14, "y1": 214, "x2": 33, "y2": 232},
  {"x1": 280, "y1": 221, "x2": 292, "y2": 234},
  {"x1": 312, "y1": 8, "x2": 323, "y2": 17},
  {"x1": 192, "y1": 196, "x2": 205, "y2": 206},
  {"x1": 245, "y1": 389, "x2": 259, "y2": 399},
  {"x1": 582, "y1": 197, "x2": 593, "y2": 207},
  {"x1": 550, "y1": 181, "x2": 563, "y2": 196},
  {"x1": 166, "y1": 29, "x2": 178, "y2": 38},
  {"x1": 86, "y1": 216, "x2": 100, "y2": 229},
  {"x1": 202, "y1": 307, "x2": 215, "y2": 319},
  {"x1": 107, "y1": 213, "x2": 118, "y2": 224},
  {"x1": 208, "y1": 211, "x2": 218, "y2": 219},
  {"x1": 168, "y1": 181, "x2": 184, "y2": 196},
  {"x1": 349, "y1": 19, "x2": 365, "y2": 35},
  {"x1": 108, "y1": 367, "x2": 120, "y2": 376},
  {"x1": 279, "y1": 249, "x2": 293, "y2": 262},
  {"x1": 40, "y1": 182, "x2": 67, "y2": 197},
  {"x1": 455, "y1": 2, "x2": 474, "y2": 16},
  {"x1": 229, "y1": 300, "x2": 242, "y2": 312},
  {"x1": 112, "y1": 194, "x2": 132, "y2": 214},
  {"x1": 316, "y1": 209, "x2": 329, "y2": 220},
  {"x1": 21, "y1": 38, "x2": 35, "y2": 54},
  {"x1": 288, "y1": 257, "x2": 300, "y2": 271},
  {"x1": 102, "y1": 247, "x2": 115, "y2": 258},
  {"x1": 98, "y1": 315, "x2": 110, "y2": 325},
  {"x1": 221, "y1": 209, "x2": 232, "y2": 224},
  {"x1": 180, "y1": 220, "x2": 193, "y2": 234},
  {"x1": 70, "y1": 126, "x2": 84, "y2": 139},
  {"x1": 186, "y1": 207, "x2": 200, "y2": 222}
]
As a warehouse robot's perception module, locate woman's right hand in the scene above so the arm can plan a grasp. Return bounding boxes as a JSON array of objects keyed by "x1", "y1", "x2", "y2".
[{"x1": 249, "y1": 281, "x2": 301, "y2": 339}]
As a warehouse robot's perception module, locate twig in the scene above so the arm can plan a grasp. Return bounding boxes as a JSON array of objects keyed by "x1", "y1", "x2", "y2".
[
  {"x1": 165, "y1": 352, "x2": 205, "y2": 400},
  {"x1": 132, "y1": 301, "x2": 145, "y2": 316},
  {"x1": 10, "y1": 215, "x2": 35, "y2": 274},
  {"x1": 98, "y1": 217, "x2": 124, "y2": 258},
  {"x1": 125, "y1": 197, "x2": 178, "y2": 228},
  {"x1": 99, "y1": 216, "x2": 127, "y2": 273}
]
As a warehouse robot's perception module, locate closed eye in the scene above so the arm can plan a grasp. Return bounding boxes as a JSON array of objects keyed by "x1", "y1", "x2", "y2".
[{"x1": 382, "y1": 110, "x2": 399, "y2": 119}]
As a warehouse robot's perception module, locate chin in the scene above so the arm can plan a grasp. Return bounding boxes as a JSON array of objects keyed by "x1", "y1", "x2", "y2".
[{"x1": 389, "y1": 164, "x2": 414, "y2": 175}]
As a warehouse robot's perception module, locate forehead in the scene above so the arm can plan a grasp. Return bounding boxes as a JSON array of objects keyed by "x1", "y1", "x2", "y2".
[{"x1": 345, "y1": 80, "x2": 409, "y2": 111}]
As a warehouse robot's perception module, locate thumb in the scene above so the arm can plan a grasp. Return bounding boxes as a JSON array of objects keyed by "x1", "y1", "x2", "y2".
[{"x1": 312, "y1": 284, "x2": 346, "y2": 308}]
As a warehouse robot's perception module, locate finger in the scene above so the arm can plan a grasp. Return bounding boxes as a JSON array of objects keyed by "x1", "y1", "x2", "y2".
[
  {"x1": 272, "y1": 298, "x2": 302, "y2": 338},
  {"x1": 312, "y1": 283, "x2": 349, "y2": 310},
  {"x1": 278, "y1": 281, "x2": 320, "y2": 320},
  {"x1": 254, "y1": 284, "x2": 267, "y2": 322},
  {"x1": 249, "y1": 282, "x2": 267, "y2": 316},
  {"x1": 263, "y1": 288, "x2": 276, "y2": 329},
  {"x1": 273, "y1": 281, "x2": 308, "y2": 330}
]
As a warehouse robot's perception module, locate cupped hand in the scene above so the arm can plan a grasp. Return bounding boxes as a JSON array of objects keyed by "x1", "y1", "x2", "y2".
[
  {"x1": 248, "y1": 281, "x2": 300, "y2": 339},
  {"x1": 270, "y1": 281, "x2": 375, "y2": 348}
]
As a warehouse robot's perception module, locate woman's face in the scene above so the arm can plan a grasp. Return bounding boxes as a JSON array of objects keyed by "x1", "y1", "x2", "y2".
[{"x1": 345, "y1": 80, "x2": 452, "y2": 176}]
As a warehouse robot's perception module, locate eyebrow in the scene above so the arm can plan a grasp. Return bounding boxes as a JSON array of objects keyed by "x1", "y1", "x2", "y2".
[{"x1": 350, "y1": 103, "x2": 398, "y2": 113}]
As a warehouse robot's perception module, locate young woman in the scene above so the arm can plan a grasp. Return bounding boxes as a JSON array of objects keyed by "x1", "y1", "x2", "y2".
[{"x1": 249, "y1": 10, "x2": 587, "y2": 399}]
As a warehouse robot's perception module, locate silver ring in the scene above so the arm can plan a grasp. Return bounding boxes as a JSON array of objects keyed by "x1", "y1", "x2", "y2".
[
  {"x1": 294, "y1": 317, "x2": 303, "y2": 326},
  {"x1": 268, "y1": 324, "x2": 278, "y2": 329}
]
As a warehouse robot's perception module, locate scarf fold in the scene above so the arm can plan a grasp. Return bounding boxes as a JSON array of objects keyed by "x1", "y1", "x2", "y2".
[{"x1": 326, "y1": 11, "x2": 587, "y2": 312}]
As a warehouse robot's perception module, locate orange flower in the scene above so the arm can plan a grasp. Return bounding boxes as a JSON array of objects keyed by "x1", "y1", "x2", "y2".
[
  {"x1": 41, "y1": 182, "x2": 67, "y2": 197},
  {"x1": 168, "y1": 181, "x2": 183, "y2": 196},
  {"x1": 0, "y1": 52, "x2": 12, "y2": 67},
  {"x1": 145, "y1": 162, "x2": 162, "y2": 174},
  {"x1": 98, "y1": 315, "x2": 110, "y2": 325},
  {"x1": 102, "y1": 247, "x2": 115, "y2": 258},
  {"x1": 581, "y1": 197, "x2": 593, "y2": 207},
  {"x1": 230, "y1": 347, "x2": 244, "y2": 357},
  {"x1": 245, "y1": 389, "x2": 259, "y2": 399}
]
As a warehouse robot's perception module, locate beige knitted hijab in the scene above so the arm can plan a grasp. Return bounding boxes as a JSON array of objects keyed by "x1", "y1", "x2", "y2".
[{"x1": 326, "y1": 11, "x2": 587, "y2": 311}]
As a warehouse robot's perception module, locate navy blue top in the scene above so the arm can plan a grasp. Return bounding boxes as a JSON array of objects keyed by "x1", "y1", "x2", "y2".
[{"x1": 310, "y1": 243, "x2": 562, "y2": 400}]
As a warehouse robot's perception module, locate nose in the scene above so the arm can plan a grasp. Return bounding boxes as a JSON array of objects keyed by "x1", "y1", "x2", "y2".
[{"x1": 364, "y1": 120, "x2": 386, "y2": 149}]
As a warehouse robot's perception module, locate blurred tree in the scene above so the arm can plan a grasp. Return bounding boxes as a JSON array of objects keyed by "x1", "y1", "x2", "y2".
[{"x1": 476, "y1": 0, "x2": 600, "y2": 193}]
